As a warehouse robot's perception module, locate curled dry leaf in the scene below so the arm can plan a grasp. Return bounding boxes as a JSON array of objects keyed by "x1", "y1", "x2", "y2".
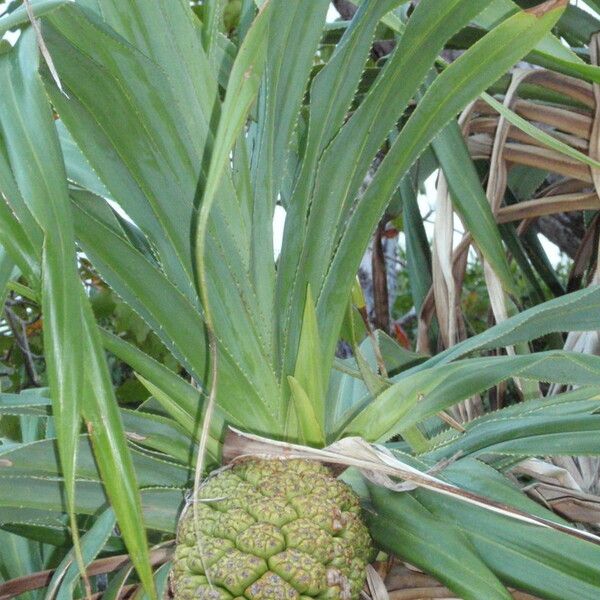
[{"x1": 364, "y1": 564, "x2": 389, "y2": 600}]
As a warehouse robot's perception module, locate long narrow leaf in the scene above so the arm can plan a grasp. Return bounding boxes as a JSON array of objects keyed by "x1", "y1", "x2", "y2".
[
  {"x1": 0, "y1": 27, "x2": 84, "y2": 586},
  {"x1": 0, "y1": 0, "x2": 68, "y2": 36},
  {"x1": 45, "y1": 508, "x2": 116, "y2": 600},
  {"x1": 249, "y1": 0, "x2": 329, "y2": 327},
  {"x1": 276, "y1": 0, "x2": 405, "y2": 376},
  {"x1": 426, "y1": 285, "x2": 600, "y2": 368},
  {"x1": 79, "y1": 301, "x2": 158, "y2": 598},
  {"x1": 319, "y1": 2, "x2": 567, "y2": 369},
  {"x1": 346, "y1": 351, "x2": 600, "y2": 440},
  {"x1": 433, "y1": 120, "x2": 516, "y2": 294},
  {"x1": 367, "y1": 485, "x2": 512, "y2": 600}
]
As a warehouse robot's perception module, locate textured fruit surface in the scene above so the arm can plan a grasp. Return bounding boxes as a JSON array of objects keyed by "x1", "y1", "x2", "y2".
[{"x1": 172, "y1": 458, "x2": 372, "y2": 599}]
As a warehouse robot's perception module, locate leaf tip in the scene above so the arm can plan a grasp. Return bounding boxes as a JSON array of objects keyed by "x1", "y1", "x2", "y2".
[{"x1": 525, "y1": 0, "x2": 568, "y2": 18}]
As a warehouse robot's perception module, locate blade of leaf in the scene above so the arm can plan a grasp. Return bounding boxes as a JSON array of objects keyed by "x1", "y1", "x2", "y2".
[
  {"x1": 282, "y1": 0, "x2": 496, "y2": 377},
  {"x1": 193, "y1": 0, "x2": 273, "y2": 482},
  {"x1": 45, "y1": 508, "x2": 116, "y2": 600},
  {"x1": 290, "y1": 286, "x2": 326, "y2": 440},
  {"x1": 79, "y1": 297, "x2": 159, "y2": 598},
  {"x1": 0, "y1": 27, "x2": 86, "y2": 590},
  {"x1": 0, "y1": 529, "x2": 42, "y2": 600},
  {"x1": 345, "y1": 351, "x2": 600, "y2": 440},
  {"x1": 415, "y1": 458, "x2": 600, "y2": 600},
  {"x1": 0, "y1": 478, "x2": 183, "y2": 534},
  {"x1": 425, "y1": 285, "x2": 600, "y2": 368},
  {"x1": 433, "y1": 119, "x2": 517, "y2": 295},
  {"x1": 399, "y1": 171, "x2": 432, "y2": 315},
  {"x1": 319, "y1": 2, "x2": 567, "y2": 371},
  {"x1": 287, "y1": 376, "x2": 325, "y2": 447},
  {"x1": 249, "y1": 0, "x2": 329, "y2": 329},
  {"x1": 367, "y1": 485, "x2": 512, "y2": 600},
  {"x1": 0, "y1": 0, "x2": 69, "y2": 36},
  {"x1": 71, "y1": 199, "x2": 278, "y2": 432},
  {"x1": 276, "y1": 0, "x2": 406, "y2": 376},
  {"x1": 99, "y1": 328, "x2": 225, "y2": 443}
]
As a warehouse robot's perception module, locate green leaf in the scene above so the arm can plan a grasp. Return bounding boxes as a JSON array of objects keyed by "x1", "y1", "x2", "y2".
[
  {"x1": 474, "y1": 1, "x2": 600, "y2": 82},
  {"x1": 281, "y1": 0, "x2": 493, "y2": 375},
  {"x1": 327, "y1": 363, "x2": 370, "y2": 439},
  {"x1": 90, "y1": 0, "x2": 217, "y2": 138},
  {"x1": 46, "y1": 1, "x2": 281, "y2": 427},
  {"x1": 290, "y1": 287, "x2": 326, "y2": 438},
  {"x1": 195, "y1": 0, "x2": 273, "y2": 319},
  {"x1": 558, "y1": 4, "x2": 600, "y2": 45},
  {"x1": 0, "y1": 434, "x2": 189, "y2": 488},
  {"x1": 433, "y1": 120, "x2": 517, "y2": 295},
  {"x1": 320, "y1": 2, "x2": 567, "y2": 380},
  {"x1": 0, "y1": 529, "x2": 42, "y2": 600},
  {"x1": 0, "y1": 197, "x2": 39, "y2": 281},
  {"x1": 44, "y1": 6, "x2": 197, "y2": 298},
  {"x1": 201, "y1": 0, "x2": 221, "y2": 59},
  {"x1": 287, "y1": 376, "x2": 325, "y2": 447},
  {"x1": 249, "y1": 0, "x2": 329, "y2": 327},
  {"x1": 367, "y1": 484, "x2": 512, "y2": 600},
  {"x1": 0, "y1": 249, "x2": 18, "y2": 306},
  {"x1": 415, "y1": 459, "x2": 600, "y2": 600},
  {"x1": 0, "y1": 134, "x2": 43, "y2": 252},
  {"x1": 277, "y1": 0, "x2": 406, "y2": 376},
  {"x1": 72, "y1": 196, "x2": 278, "y2": 432},
  {"x1": 346, "y1": 351, "x2": 600, "y2": 441},
  {"x1": 0, "y1": 27, "x2": 84, "y2": 583},
  {"x1": 56, "y1": 121, "x2": 110, "y2": 199},
  {"x1": 0, "y1": 391, "x2": 49, "y2": 417},
  {"x1": 0, "y1": 0, "x2": 69, "y2": 36},
  {"x1": 427, "y1": 285, "x2": 600, "y2": 368},
  {"x1": 100, "y1": 329, "x2": 203, "y2": 431},
  {"x1": 399, "y1": 172, "x2": 432, "y2": 315},
  {"x1": 134, "y1": 561, "x2": 172, "y2": 600},
  {"x1": 120, "y1": 408, "x2": 196, "y2": 466},
  {"x1": 79, "y1": 301, "x2": 159, "y2": 598},
  {"x1": 45, "y1": 508, "x2": 116, "y2": 600},
  {"x1": 426, "y1": 387, "x2": 600, "y2": 461},
  {"x1": 353, "y1": 346, "x2": 388, "y2": 398},
  {"x1": 0, "y1": 478, "x2": 183, "y2": 534},
  {"x1": 101, "y1": 564, "x2": 134, "y2": 600}
]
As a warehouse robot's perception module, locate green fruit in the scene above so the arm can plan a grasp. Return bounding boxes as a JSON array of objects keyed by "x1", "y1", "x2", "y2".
[{"x1": 172, "y1": 458, "x2": 373, "y2": 599}]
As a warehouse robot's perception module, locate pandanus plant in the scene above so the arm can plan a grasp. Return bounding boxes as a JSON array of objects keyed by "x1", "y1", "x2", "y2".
[{"x1": 3, "y1": 0, "x2": 600, "y2": 598}]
